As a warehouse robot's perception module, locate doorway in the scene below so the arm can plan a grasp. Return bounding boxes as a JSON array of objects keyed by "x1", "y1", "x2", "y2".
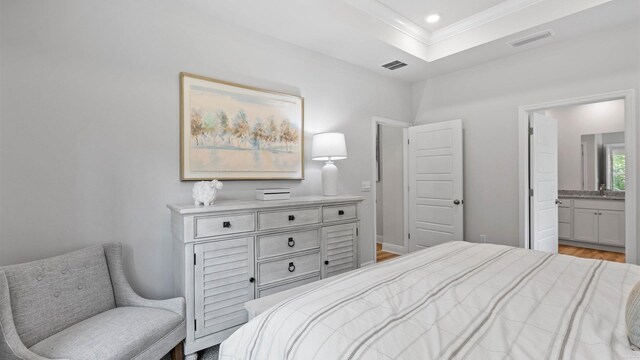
[
  {"x1": 372, "y1": 117, "x2": 408, "y2": 263},
  {"x1": 519, "y1": 90, "x2": 637, "y2": 264},
  {"x1": 371, "y1": 117, "x2": 465, "y2": 264}
]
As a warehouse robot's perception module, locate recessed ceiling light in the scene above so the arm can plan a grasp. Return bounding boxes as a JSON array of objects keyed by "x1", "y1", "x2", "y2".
[{"x1": 425, "y1": 14, "x2": 440, "y2": 23}]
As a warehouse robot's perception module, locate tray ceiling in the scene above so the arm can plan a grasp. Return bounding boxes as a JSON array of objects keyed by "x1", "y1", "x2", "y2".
[{"x1": 196, "y1": 0, "x2": 638, "y2": 82}]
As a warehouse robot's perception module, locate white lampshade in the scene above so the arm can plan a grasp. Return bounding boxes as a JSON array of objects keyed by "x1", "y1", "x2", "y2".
[{"x1": 312, "y1": 133, "x2": 347, "y2": 161}]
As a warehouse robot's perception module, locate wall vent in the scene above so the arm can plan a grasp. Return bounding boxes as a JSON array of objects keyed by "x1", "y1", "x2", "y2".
[
  {"x1": 507, "y1": 30, "x2": 554, "y2": 48},
  {"x1": 381, "y1": 60, "x2": 407, "y2": 70}
]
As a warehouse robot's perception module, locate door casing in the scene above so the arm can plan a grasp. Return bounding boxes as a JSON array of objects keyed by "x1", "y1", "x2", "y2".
[{"x1": 518, "y1": 89, "x2": 637, "y2": 264}]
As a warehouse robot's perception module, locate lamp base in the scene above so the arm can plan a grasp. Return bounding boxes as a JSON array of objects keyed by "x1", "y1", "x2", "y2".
[{"x1": 322, "y1": 161, "x2": 338, "y2": 196}]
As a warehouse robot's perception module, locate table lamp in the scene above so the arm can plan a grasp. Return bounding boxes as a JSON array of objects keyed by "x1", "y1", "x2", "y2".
[{"x1": 312, "y1": 132, "x2": 347, "y2": 196}]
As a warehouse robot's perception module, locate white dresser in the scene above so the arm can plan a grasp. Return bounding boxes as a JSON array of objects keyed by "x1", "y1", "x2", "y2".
[{"x1": 168, "y1": 195, "x2": 364, "y2": 358}]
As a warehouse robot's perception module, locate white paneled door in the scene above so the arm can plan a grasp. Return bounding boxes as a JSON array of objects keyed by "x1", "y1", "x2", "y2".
[
  {"x1": 530, "y1": 113, "x2": 559, "y2": 253},
  {"x1": 408, "y1": 120, "x2": 463, "y2": 252}
]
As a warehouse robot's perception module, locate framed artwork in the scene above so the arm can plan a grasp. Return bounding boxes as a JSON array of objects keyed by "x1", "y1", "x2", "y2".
[{"x1": 180, "y1": 73, "x2": 304, "y2": 180}]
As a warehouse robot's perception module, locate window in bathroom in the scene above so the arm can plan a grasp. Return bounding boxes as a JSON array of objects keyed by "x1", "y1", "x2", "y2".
[{"x1": 606, "y1": 144, "x2": 626, "y2": 191}]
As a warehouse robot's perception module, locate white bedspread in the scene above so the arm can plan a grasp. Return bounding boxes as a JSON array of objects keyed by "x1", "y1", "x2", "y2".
[{"x1": 220, "y1": 242, "x2": 640, "y2": 359}]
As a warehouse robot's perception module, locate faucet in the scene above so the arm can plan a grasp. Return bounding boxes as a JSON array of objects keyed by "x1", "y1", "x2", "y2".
[{"x1": 599, "y1": 184, "x2": 606, "y2": 196}]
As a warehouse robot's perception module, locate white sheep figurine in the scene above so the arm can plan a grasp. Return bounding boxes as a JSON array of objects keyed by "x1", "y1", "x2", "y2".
[{"x1": 192, "y1": 180, "x2": 224, "y2": 206}]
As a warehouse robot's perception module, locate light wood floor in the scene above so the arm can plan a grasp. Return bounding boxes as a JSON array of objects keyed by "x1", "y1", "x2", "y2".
[
  {"x1": 377, "y1": 243, "x2": 401, "y2": 263},
  {"x1": 558, "y1": 244, "x2": 625, "y2": 263},
  {"x1": 377, "y1": 244, "x2": 624, "y2": 263}
]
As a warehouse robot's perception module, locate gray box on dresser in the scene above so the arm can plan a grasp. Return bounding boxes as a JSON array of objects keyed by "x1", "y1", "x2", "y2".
[{"x1": 168, "y1": 195, "x2": 364, "y2": 358}]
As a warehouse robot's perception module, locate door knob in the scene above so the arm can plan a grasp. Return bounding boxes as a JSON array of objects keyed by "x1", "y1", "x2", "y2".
[
  {"x1": 555, "y1": 199, "x2": 562, "y2": 205},
  {"x1": 249, "y1": 277, "x2": 255, "y2": 283},
  {"x1": 453, "y1": 199, "x2": 461, "y2": 205}
]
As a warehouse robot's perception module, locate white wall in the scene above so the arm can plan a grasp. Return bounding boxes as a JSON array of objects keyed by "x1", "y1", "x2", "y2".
[
  {"x1": 379, "y1": 125, "x2": 405, "y2": 251},
  {"x1": 412, "y1": 23, "x2": 640, "y2": 248},
  {"x1": 0, "y1": 0, "x2": 412, "y2": 298},
  {"x1": 548, "y1": 100, "x2": 625, "y2": 190}
]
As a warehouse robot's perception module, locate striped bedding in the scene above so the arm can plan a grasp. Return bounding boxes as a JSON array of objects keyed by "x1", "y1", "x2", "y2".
[{"x1": 220, "y1": 242, "x2": 640, "y2": 359}]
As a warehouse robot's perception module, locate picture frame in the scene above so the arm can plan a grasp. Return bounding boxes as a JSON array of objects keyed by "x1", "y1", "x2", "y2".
[{"x1": 180, "y1": 72, "x2": 304, "y2": 180}]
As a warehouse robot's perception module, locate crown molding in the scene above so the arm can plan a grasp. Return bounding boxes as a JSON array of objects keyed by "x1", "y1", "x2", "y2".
[
  {"x1": 428, "y1": 0, "x2": 546, "y2": 44},
  {"x1": 344, "y1": 0, "x2": 547, "y2": 46},
  {"x1": 344, "y1": 0, "x2": 431, "y2": 45}
]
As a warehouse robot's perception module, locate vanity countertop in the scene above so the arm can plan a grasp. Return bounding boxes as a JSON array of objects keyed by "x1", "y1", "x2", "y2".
[{"x1": 558, "y1": 190, "x2": 625, "y2": 201}]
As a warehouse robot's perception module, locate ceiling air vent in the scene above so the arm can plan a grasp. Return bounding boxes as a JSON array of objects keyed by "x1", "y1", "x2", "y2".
[
  {"x1": 508, "y1": 30, "x2": 554, "y2": 48},
  {"x1": 381, "y1": 60, "x2": 407, "y2": 71}
]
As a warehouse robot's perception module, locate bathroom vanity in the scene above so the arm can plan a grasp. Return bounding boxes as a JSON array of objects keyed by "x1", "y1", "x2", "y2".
[{"x1": 558, "y1": 192, "x2": 625, "y2": 251}]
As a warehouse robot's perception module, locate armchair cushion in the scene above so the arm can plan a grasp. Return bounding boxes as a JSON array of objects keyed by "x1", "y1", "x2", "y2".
[
  {"x1": 1, "y1": 245, "x2": 116, "y2": 348},
  {"x1": 29, "y1": 306, "x2": 183, "y2": 360}
]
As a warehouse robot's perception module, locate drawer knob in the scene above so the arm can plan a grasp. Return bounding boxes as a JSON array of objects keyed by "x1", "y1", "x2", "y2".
[
  {"x1": 249, "y1": 277, "x2": 255, "y2": 283},
  {"x1": 338, "y1": 210, "x2": 345, "y2": 215},
  {"x1": 288, "y1": 238, "x2": 295, "y2": 247},
  {"x1": 324, "y1": 260, "x2": 329, "y2": 265},
  {"x1": 288, "y1": 215, "x2": 295, "y2": 221},
  {"x1": 288, "y1": 262, "x2": 296, "y2": 272},
  {"x1": 223, "y1": 221, "x2": 231, "y2": 228}
]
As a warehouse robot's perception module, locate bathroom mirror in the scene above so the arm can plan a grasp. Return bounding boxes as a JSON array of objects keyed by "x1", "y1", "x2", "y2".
[{"x1": 580, "y1": 131, "x2": 625, "y2": 191}]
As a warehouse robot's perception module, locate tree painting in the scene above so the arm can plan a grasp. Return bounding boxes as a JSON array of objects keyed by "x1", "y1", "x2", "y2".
[
  {"x1": 190, "y1": 108, "x2": 300, "y2": 153},
  {"x1": 182, "y1": 73, "x2": 303, "y2": 180}
]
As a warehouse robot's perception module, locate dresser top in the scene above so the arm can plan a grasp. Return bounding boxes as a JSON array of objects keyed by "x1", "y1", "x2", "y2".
[{"x1": 168, "y1": 195, "x2": 365, "y2": 215}]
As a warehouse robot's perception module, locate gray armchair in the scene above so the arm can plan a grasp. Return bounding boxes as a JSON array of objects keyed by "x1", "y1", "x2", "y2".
[{"x1": 0, "y1": 244, "x2": 185, "y2": 360}]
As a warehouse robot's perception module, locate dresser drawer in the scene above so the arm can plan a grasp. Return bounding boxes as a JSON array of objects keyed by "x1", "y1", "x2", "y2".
[
  {"x1": 194, "y1": 213, "x2": 255, "y2": 239},
  {"x1": 257, "y1": 229, "x2": 319, "y2": 260},
  {"x1": 258, "y1": 251, "x2": 320, "y2": 286},
  {"x1": 258, "y1": 208, "x2": 320, "y2": 230},
  {"x1": 257, "y1": 275, "x2": 321, "y2": 298},
  {"x1": 322, "y1": 204, "x2": 357, "y2": 222}
]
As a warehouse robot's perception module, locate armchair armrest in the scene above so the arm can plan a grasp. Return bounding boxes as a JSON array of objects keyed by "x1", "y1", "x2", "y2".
[
  {"x1": 0, "y1": 272, "x2": 61, "y2": 360},
  {"x1": 103, "y1": 244, "x2": 185, "y2": 318}
]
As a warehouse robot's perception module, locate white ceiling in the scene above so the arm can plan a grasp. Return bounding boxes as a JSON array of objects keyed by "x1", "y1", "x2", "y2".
[
  {"x1": 197, "y1": 0, "x2": 638, "y2": 83},
  {"x1": 376, "y1": 0, "x2": 507, "y2": 31}
]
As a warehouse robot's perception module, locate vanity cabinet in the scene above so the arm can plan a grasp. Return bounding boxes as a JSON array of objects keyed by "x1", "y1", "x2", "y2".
[
  {"x1": 598, "y1": 210, "x2": 625, "y2": 246},
  {"x1": 572, "y1": 208, "x2": 599, "y2": 243},
  {"x1": 558, "y1": 198, "x2": 625, "y2": 248},
  {"x1": 169, "y1": 195, "x2": 363, "y2": 358},
  {"x1": 558, "y1": 202, "x2": 573, "y2": 239}
]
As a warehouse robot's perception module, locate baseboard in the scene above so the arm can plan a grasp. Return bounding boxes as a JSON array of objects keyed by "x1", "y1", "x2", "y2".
[
  {"x1": 361, "y1": 261, "x2": 375, "y2": 268},
  {"x1": 381, "y1": 243, "x2": 405, "y2": 255},
  {"x1": 376, "y1": 235, "x2": 383, "y2": 244}
]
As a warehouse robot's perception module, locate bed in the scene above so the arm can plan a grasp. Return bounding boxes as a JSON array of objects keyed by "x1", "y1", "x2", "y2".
[{"x1": 219, "y1": 241, "x2": 640, "y2": 359}]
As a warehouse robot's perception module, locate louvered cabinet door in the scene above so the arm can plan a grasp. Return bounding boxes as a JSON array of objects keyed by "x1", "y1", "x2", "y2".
[
  {"x1": 322, "y1": 223, "x2": 358, "y2": 278},
  {"x1": 194, "y1": 237, "x2": 255, "y2": 339}
]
